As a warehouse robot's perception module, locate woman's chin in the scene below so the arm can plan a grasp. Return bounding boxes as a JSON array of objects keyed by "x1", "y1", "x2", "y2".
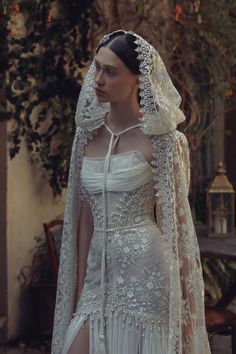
[{"x1": 96, "y1": 96, "x2": 109, "y2": 103}]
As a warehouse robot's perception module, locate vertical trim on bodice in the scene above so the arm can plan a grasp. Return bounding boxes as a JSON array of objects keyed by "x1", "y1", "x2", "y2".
[{"x1": 98, "y1": 121, "x2": 141, "y2": 354}]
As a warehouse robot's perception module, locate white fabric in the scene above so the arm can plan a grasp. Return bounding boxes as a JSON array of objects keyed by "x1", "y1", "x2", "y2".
[
  {"x1": 52, "y1": 124, "x2": 211, "y2": 354},
  {"x1": 62, "y1": 311, "x2": 168, "y2": 354},
  {"x1": 81, "y1": 151, "x2": 153, "y2": 193},
  {"x1": 62, "y1": 151, "x2": 168, "y2": 354}
]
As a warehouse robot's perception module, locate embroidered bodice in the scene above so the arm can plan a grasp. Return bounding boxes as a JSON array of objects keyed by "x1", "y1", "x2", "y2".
[
  {"x1": 81, "y1": 150, "x2": 155, "y2": 229},
  {"x1": 78, "y1": 150, "x2": 169, "y2": 326},
  {"x1": 73, "y1": 122, "x2": 170, "y2": 342}
]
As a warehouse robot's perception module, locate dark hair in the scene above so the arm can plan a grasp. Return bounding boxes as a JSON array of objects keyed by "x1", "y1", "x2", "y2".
[{"x1": 96, "y1": 31, "x2": 140, "y2": 75}]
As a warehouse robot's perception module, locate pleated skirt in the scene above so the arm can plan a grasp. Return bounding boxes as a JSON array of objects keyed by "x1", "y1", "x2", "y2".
[{"x1": 62, "y1": 309, "x2": 168, "y2": 354}]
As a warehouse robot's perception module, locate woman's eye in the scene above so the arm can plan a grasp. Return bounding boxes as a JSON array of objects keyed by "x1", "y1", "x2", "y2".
[
  {"x1": 94, "y1": 65, "x2": 115, "y2": 76},
  {"x1": 105, "y1": 68, "x2": 114, "y2": 75}
]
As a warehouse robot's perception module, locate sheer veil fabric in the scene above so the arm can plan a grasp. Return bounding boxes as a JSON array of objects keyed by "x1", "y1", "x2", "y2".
[{"x1": 51, "y1": 30, "x2": 210, "y2": 354}]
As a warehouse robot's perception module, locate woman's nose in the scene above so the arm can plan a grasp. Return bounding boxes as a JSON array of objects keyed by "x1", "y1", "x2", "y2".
[{"x1": 95, "y1": 70, "x2": 104, "y2": 85}]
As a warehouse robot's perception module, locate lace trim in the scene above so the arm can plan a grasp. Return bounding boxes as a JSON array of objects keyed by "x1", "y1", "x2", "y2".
[{"x1": 74, "y1": 305, "x2": 168, "y2": 332}]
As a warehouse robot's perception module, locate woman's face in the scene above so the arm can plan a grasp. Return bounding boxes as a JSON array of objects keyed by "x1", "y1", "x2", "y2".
[{"x1": 94, "y1": 46, "x2": 139, "y2": 103}]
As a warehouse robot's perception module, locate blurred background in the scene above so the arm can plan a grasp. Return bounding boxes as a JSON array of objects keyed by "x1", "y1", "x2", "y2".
[{"x1": 0, "y1": 0, "x2": 236, "y2": 353}]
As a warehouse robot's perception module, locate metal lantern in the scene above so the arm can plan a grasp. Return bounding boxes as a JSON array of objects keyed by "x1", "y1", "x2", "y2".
[{"x1": 207, "y1": 161, "x2": 235, "y2": 237}]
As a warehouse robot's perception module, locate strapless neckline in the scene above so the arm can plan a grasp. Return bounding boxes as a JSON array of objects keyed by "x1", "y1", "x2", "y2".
[{"x1": 83, "y1": 150, "x2": 152, "y2": 168}]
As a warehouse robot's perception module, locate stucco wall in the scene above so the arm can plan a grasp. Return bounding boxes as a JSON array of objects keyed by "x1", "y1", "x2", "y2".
[{"x1": 6, "y1": 125, "x2": 65, "y2": 339}]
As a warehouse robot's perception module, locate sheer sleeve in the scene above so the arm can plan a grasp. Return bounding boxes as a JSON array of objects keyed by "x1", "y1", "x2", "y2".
[
  {"x1": 174, "y1": 132, "x2": 208, "y2": 352},
  {"x1": 152, "y1": 131, "x2": 210, "y2": 354}
]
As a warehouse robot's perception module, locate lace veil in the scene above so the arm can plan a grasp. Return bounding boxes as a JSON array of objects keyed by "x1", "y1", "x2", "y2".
[
  {"x1": 51, "y1": 30, "x2": 210, "y2": 354},
  {"x1": 75, "y1": 30, "x2": 185, "y2": 134}
]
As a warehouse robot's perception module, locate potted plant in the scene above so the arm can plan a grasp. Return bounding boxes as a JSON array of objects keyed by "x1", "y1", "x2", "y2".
[{"x1": 18, "y1": 233, "x2": 56, "y2": 338}]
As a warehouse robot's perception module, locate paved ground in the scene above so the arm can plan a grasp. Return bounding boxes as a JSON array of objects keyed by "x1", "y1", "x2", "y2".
[
  {"x1": 0, "y1": 335, "x2": 232, "y2": 354},
  {"x1": 0, "y1": 350, "x2": 49, "y2": 354},
  {"x1": 211, "y1": 334, "x2": 231, "y2": 354},
  {"x1": 0, "y1": 340, "x2": 50, "y2": 354}
]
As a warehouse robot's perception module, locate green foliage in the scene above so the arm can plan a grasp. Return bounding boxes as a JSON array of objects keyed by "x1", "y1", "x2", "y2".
[
  {"x1": 0, "y1": 0, "x2": 99, "y2": 195},
  {"x1": 166, "y1": 1, "x2": 236, "y2": 223},
  {"x1": 168, "y1": 1, "x2": 236, "y2": 130},
  {"x1": 18, "y1": 233, "x2": 53, "y2": 287},
  {"x1": 202, "y1": 257, "x2": 236, "y2": 302},
  {"x1": 0, "y1": 6, "x2": 10, "y2": 93}
]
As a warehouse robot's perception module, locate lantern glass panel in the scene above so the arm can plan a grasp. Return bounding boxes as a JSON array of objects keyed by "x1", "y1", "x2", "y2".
[
  {"x1": 227, "y1": 214, "x2": 233, "y2": 234},
  {"x1": 223, "y1": 193, "x2": 233, "y2": 209},
  {"x1": 213, "y1": 214, "x2": 227, "y2": 234},
  {"x1": 211, "y1": 193, "x2": 221, "y2": 211},
  {"x1": 210, "y1": 220, "x2": 215, "y2": 235}
]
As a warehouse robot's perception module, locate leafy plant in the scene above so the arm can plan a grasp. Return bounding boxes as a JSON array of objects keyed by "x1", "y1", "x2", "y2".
[
  {"x1": 18, "y1": 233, "x2": 53, "y2": 287},
  {"x1": 0, "y1": 0, "x2": 99, "y2": 195},
  {"x1": 202, "y1": 257, "x2": 236, "y2": 303}
]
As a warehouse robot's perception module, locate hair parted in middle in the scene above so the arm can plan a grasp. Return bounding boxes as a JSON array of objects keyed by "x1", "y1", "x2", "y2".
[{"x1": 96, "y1": 30, "x2": 141, "y2": 75}]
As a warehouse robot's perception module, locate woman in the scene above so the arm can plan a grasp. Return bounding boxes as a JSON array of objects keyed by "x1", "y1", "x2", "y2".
[{"x1": 52, "y1": 30, "x2": 210, "y2": 354}]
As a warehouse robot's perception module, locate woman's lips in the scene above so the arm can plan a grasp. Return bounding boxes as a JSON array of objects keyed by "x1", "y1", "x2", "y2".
[{"x1": 95, "y1": 88, "x2": 106, "y2": 96}]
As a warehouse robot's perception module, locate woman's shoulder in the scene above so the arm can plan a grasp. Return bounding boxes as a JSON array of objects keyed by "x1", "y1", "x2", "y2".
[
  {"x1": 151, "y1": 130, "x2": 189, "y2": 161},
  {"x1": 152, "y1": 129, "x2": 188, "y2": 145},
  {"x1": 174, "y1": 130, "x2": 188, "y2": 143}
]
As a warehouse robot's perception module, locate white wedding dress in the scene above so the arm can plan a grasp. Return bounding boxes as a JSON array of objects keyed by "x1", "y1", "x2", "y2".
[
  {"x1": 52, "y1": 30, "x2": 211, "y2": 354},
  {"x1": 62, "y1": 143, "x2": 170, "y2": 354}
]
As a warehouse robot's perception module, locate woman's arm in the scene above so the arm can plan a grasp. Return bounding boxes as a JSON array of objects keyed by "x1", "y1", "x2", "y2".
[{"x1": 76, "y1": 198, "x2": 94, "y2": 305}]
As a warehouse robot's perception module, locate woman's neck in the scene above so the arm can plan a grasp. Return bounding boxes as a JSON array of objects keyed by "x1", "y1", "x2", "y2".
[{"x1": 107, "y1": 99, "x2": 141, "y2": 132}]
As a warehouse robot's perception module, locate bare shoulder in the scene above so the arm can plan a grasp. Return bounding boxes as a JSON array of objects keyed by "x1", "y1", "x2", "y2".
[{"x1": 122, "y1": 127, "x2": 153, "y2": 163}]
